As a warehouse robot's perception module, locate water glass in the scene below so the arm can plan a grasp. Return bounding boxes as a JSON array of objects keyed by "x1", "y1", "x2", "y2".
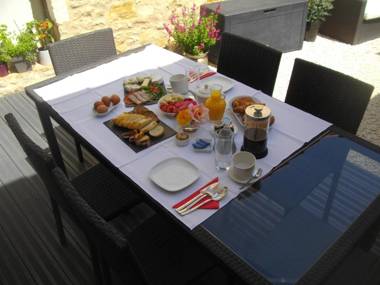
[{"x1": 215, "y1": 127, "x2": 234, "y2": 170}]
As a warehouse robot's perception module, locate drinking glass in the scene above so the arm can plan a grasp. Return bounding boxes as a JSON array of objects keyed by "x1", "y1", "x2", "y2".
[{"x1": 215, "y1": 127, "x2": 234, "y2": 170}]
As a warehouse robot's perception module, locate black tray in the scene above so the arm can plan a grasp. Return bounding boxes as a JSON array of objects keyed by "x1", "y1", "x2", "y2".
[{"x1": 103, "y1": 119, "x2": 176, "y2": 153}]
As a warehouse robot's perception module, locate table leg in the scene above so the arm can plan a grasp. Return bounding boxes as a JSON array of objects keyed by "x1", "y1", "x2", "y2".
[{"x1": 36, "y1": 103, "x2": 67, "y2": 174}]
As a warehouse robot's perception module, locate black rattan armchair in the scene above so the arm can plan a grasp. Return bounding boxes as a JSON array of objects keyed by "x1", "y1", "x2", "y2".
[
  {"x1": 217, "y1": 32, "x2": 282, "y2": 96},
  {"x1": 5, "y1": 113, "x2": 141, "y2": 285},
  {"x1": 52, "y1": 166, "x2": 233, "y2": 285},
  {"x1": 48, "y1": 28, "x2": 117, "y2": 162},
  {"x1": 285, "y1": 58, "x2": 374, "y2": 134}
]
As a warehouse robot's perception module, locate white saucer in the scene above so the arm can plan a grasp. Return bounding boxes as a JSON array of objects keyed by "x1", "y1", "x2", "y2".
[{"x1": 227, "y1": 167, "x2": 253, "y2": 184}]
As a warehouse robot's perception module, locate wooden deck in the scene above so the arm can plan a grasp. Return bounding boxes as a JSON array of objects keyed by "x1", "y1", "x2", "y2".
[{"x1": 0, "y1": 92, "x2": 379, "y2": 285}]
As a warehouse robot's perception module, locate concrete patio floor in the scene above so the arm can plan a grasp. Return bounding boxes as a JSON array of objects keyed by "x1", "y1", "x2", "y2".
[{"x1": 0, "y1": 35, "x2": 379, "y2": 145}]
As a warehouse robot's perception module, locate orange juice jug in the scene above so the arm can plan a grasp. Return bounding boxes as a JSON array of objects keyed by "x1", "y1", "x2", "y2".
[{"x1": 205, "y1": 84, "x2": 226, "y2": 123}]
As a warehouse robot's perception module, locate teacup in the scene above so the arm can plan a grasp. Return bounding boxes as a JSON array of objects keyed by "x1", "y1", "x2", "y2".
[
  {"x1": 170, "y1": 74, "x2": 188, "y2": 94},
  {"x1": 231, "y1": 151, "x2": 256, "y2": 181}
]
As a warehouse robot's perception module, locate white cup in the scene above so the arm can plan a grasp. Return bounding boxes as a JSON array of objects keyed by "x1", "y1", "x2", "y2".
[
  {"x1": 170, "y1": 74, "x2": 189, "y2": 94},
  {"x1": 231, "y1": 151, "x2": 256, "y2": 181}
]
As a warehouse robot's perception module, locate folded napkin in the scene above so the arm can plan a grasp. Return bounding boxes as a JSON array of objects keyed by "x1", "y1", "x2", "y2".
[
  {"x1": 199, "y1": 71, "x2": 216, "y2": 80},
  {"x1": 173, "y1": 177, "x2": 219, "y2": 210}
]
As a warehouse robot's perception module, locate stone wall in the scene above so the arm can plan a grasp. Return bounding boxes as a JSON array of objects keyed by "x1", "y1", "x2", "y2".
[{"x1": 55, "y1": 0, "x2": 219, "y2": 53}]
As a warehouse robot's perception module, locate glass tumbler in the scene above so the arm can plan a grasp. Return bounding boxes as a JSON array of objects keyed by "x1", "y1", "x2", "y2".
[{"x1": 215, "y1": 126, "x2": 234, "y2": 170}]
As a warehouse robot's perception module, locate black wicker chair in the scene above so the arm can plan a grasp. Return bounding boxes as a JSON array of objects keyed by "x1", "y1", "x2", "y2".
[
  {"x1": 323, "y1": 247, "x2": 380, "y2": 284},
  {"x1": 4, "y1": 113, "x2": 141, "y2": 285},
  {"x1": 217, "y1": 32, "x2": 282, "y2": 96},
  {"x1": 285, "y1": 58, "x2": 374, "y2": 134},
  {"x1": 52, "y1": 166, "x2": 234, "y2": 285},
  {"x1": 48, "y1": 28, "x2": 117, "y2": 162}
]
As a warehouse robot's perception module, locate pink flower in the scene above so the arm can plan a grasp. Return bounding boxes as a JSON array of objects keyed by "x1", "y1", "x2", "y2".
[
  {"x1": 215, "y1": 4, "x2": 222, "y2": 14},
  {"x1": 198, "y1": 43, "x2": 205, "y2": 50},
  {"x1": 163, "y1": 23, "x2": 172, "y2": 36},
  {"x1": 200, "y1": 6, "x2": 207, "y2": 17}
]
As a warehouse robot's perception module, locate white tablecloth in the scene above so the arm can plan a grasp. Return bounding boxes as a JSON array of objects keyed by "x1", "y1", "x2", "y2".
[{"x1": 35, "y1": 44, "x2": 331, "y2": 229}]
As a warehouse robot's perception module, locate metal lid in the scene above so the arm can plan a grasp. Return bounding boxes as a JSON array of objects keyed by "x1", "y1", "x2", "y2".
[{"x1": 245, "y1": 104, "x2": 271, "y2": 120}]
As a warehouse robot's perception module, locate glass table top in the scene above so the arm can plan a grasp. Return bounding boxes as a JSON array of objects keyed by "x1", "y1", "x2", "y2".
[{"x1": 202, "y1": 136, "x2": 380, "y2": 284}]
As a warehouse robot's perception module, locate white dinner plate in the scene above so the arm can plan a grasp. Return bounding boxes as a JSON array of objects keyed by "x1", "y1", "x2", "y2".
[
  {"x1": 149, "y1": 157, "x2": 200, "y2": 192},
  {"x1": 196, "y1": 75, "x2": 235, "y2": 93}
]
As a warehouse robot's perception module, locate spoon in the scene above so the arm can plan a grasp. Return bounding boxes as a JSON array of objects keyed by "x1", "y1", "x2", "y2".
[
  {"x1": 178, "y1": 186, "x2": 228, "y2": 216},
  {"x1": 239, "y1": 168, "x2": 263, "y2": 190}
]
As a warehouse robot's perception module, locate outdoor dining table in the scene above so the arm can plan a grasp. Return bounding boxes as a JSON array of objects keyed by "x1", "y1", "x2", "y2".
[{"x1": 25, "y1": 44, "x2": 380, "y2": 285}]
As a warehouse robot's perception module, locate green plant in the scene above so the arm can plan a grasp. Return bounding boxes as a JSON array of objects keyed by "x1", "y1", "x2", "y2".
[
  {"x1": 27, "y1": 19, "x2": 54, "y2": 50},
  {"x1": 0, "y1": 25, "x2": 11, "y2": 63},
  {"x1": 7, "y1": 27, "x2": 37, "y2": 63},
  {"x1": 307, "y1": 0, "x2": 334, "y2": 23},
  {"x1": 164, "y1": 4, "x2": 221, "y2": 56}
]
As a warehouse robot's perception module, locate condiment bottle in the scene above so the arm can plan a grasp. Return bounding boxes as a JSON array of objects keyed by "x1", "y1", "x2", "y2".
[{"x1": 205, "y1": 84, "x2": 226, "y2": 123}]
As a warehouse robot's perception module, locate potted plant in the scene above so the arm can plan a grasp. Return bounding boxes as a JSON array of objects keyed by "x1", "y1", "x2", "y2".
[
  {"x1": 28, "y1": 19, "x2": 54, "y2": 65},
  {"x1": 305, "y1": 0, "x2": 334, "y2": 41},
  {"x1": 164, "y1": 4, "x2": 221, "y2": 64},
  {"x1": 7, "y1": 27, "x2": 37, "y2": 73},
  {"x1": 0, "y1": 25, "x2": 11, "y2": 77}
]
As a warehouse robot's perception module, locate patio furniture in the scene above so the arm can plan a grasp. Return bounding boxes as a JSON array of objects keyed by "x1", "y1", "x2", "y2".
[
  {"x1": 51, "y1": 166, "x2": 233, "y2": 285},
  {"x1": 48, "y1": 28, "x2": 117, "y2": 163},
  {"x1": 324, "y1": 248, "x2": 380, "y2": 284},
  {"x1": 4, "y1": 113, "x2": 141, "y2": 285},
  {"x1": 217, "y1": 32, "x2": 282, "y2": 96},
  {"x1": 25, "y1": 45, "x2": 380, "y2": 285},
  {"x1": 319, "y1": 0, "x2": 380, "y2": 45},
  {"x1": 285, "y1": 58, "x2": 374, "y2": 134},
  {"x1": 202, "y1": 0, "x2": 307, "y2": 64}
]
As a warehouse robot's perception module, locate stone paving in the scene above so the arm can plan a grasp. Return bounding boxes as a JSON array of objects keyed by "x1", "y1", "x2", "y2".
[{"x1": 0, "y1": 35, "x2": 379, "y2": 145}]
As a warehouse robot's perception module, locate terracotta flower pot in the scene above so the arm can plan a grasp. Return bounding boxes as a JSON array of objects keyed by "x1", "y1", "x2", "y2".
[
  {"x1": 184, "y1": 52, "x2": 209, "y2": 65},
  {"x1": 0, "y1": 62, "x2": 8, "y2": 77},
  {"x1": 305, "y1": 21, "x2": 321, "y2": 42}
]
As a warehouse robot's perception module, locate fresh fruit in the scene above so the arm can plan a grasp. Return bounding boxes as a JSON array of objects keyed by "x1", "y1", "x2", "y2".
[
  {"x1": 159, "y1": 98, "x2": 197, "y2": 114},
  {"x1": 101, "y1": 96, "x2": 111, "y2": 107},
  {"x1": 95, "y1": 104, "x2": 108, "y2": 113},
  {"x1": 110, "y1": 94, "x2": 120, "y2": 105}
]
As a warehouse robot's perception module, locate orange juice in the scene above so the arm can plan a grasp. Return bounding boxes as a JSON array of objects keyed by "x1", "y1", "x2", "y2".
[{"x1": 205, "y1": 84, "x2": 226, "y2": 122}]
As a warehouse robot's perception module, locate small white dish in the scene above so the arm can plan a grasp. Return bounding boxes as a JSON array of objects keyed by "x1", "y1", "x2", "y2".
[
  {"x1": 197, "y1": 75, "x2": 235, "y2": 93},
  {"x1": 93, "y1": 103, "x2": 118, "y2": 117},
  {"x1": 228, "y1": 167, "x2": 258, "y2": 184},
  {"x1": 149, "y1": 157, "x2": 199, "y2": 192}
]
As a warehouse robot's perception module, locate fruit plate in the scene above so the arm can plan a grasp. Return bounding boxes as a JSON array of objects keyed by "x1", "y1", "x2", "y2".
[{"x1": 149, "y1": 157, "x2": 200, "y2": 192}]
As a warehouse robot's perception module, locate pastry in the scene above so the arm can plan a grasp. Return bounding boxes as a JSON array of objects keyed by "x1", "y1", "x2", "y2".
[
  {"x1": 232, "y1": 97, "x2": 258, "y2": 115},
  {"x1": 112, "y1": 113, "x2": 153, "y2": 129},
  {"x1": 101, "y1": 96, "x2": 111, "y2": 107}
]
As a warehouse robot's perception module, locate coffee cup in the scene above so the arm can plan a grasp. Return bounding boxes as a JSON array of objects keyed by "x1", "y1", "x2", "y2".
[
  {"x1": 231, "y1": 151, "x2": 256, "y2": 181},
  {"x1": 169, "y1": 74, "x2": 188, "y2": 94}
]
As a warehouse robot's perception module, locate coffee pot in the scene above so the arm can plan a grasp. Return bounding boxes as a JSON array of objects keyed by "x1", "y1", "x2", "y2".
[{"x1": 242, "y1": 104, "x2": 271, "y2": 159}]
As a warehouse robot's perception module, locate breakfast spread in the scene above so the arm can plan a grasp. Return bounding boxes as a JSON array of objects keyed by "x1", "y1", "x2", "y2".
[
  {"x1": 123, "y1": 75, "x2": 166, "y2": 106},
  {"x1": 93, "y1": 94, "x2": 121, "y2": 115},
  {"x1": 112, "y1": 105, "x2": 164, "y2": 147}
]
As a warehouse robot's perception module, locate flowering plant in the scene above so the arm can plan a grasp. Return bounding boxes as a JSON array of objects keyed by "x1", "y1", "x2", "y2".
[
  {"x1": 164, "y1": 4, "x2": 221, "y2": 56},
  {"x1": 28, "y1": 19, "x2": 54, "y2": 50}
]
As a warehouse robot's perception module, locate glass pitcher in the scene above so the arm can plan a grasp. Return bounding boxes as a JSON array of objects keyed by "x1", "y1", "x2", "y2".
[{"x1": 242, "y1": 104, "x2": 271, "y2": 159}]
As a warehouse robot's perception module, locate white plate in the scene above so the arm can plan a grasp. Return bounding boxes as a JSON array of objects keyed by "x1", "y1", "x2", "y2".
[
  {"x1": 149, "y1": 157, "x2": 200, "y2": 192},
  {"x1": 196, "y1": 75, "x2": 235, "y2": 93}
]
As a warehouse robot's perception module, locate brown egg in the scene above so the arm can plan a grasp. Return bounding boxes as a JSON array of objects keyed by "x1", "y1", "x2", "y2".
[
  {"x1": 93, "y1": 101, "x2": 103, "y2": 109},
  {"x1": 110, "y1": 94, "x2": 120, "y2": 105},
  {"x1": 96, "y1": 104, "x2": 108, "y2": 113},
  {"x1": 101, "y1": 96, "x2": 111, "y2": 107}
]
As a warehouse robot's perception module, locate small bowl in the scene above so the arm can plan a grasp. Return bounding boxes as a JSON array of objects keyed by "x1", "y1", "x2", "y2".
[{"x1": 175, "y1": 133, "x2": 190, "y2": 146}]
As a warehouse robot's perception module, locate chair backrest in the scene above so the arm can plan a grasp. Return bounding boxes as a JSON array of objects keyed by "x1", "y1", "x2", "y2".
[
  {"x1": 217, "y1": 32, "x2": 282, "y2": 96},
  {"x1": 285, "y1": 58, "x2": 374, "y2": 134},
  {"x1": 51, "y1": 167, "x2": 145, "y2": 284},
  {"x1": 49, "y1": 28, "x2": 117, "y2": 75},
  {"x1": 4, "y1": 113, "x2": 59, "y2": 196}
]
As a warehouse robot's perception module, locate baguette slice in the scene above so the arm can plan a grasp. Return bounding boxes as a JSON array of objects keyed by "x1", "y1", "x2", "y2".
[{"x1": 149, "y1": 125, "x2": 164, "y2": 137}]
